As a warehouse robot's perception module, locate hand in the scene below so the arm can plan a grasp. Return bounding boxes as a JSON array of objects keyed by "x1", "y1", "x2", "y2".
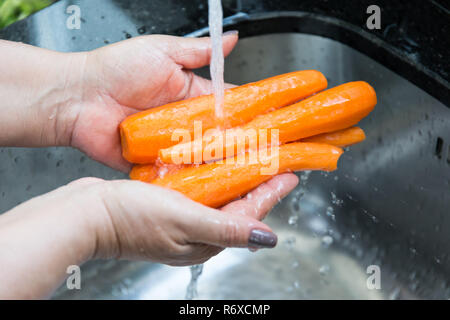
[
  {"x1": 0, "y1": 34, "x2": 238, "y2": 170},
  {"x1": 0, "y1": 174, "x2": 298, "y2": 298},
  {"x1": 70, "y1": 33, "x2": 239, "y2": 172},
  {"x1": 76, "y1": 173, "x2": 298, "y2": 265}
]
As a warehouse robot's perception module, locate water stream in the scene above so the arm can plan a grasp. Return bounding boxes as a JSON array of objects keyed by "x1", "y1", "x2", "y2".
[{"x1": 208, "y1": 0, "x2": 225, "y2": 120}]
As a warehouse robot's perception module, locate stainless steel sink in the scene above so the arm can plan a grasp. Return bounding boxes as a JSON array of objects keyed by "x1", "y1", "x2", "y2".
[{"x1": 1, "y1": 33, "x2": 449, "y2": 300}]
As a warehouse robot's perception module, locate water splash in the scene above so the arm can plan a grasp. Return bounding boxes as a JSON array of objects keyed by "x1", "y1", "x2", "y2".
[
  {"x1": 331, "y1": 192, "x2": 344, "y2": 206},
  {"x1": 300, "y1": 170, "x2": 311, "y2": 185}
]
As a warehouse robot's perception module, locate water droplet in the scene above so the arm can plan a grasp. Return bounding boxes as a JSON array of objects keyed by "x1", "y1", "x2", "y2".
[
  {"x1": 300, "y1": 170, "x2": 311, "y2": 185},
  {"x1": 409, "y1": 281, "x2": 419, "y2": 291},
  {"x1": 290, "y1": 200, "x2": 300, "y2": 214},
  {"x1": 319, "y1": 264, "x2": 330, "y2": 276},
  {"x1": 288, "y1": 214, "x2": 298, "y2": 225},
  {"x1": 321, "y1": 235, "x2": 333, "y2": 248},
  {"x1": 284, "y1": 236, "x2": 296, "y2": 250},
  {"x1": 331, "y1": 192, "x2": 343, "y2": 206},
  {"x1": 325, "y1": 206, "x2": 335, "y2": 221},
  {"x1": 389, "y1": 287, "x2": 401, "y2": 300},
  {"x1": 137, "y1": 26, "x2": 146, "y2": 34}
]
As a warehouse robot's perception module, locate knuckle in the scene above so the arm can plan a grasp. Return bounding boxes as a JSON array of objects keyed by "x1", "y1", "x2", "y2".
[{"x1": 221, "y1": 221, "x2": 240, "y2": 247}]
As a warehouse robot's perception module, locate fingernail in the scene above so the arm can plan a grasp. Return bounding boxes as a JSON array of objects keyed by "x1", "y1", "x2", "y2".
[
  {"x1": 223, "y1": 30, "x2": 239, "y2": 37},
  {"x1": 248, "y1": 229, "x2": 277, "y2": 248}
]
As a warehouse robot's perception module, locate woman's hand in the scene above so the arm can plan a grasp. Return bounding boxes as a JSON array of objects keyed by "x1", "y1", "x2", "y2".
[
  {"x1": 72, "y1": 174, "x2": 298, "y2": 265},
  {"x1": 0, "y1": 174, "x2": 298, "y2": 298},
  {"x1": 69, "y1": 33, "x2": 239, "y2": 172},
  {"x1": 0, "y1": 34, "x2": 238, "y2": 171}
]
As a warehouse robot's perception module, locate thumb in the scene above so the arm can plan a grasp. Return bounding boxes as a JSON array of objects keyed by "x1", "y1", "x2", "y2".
[
  {"x1": 187, "y1": 207, "x2": 278, "y2": 249},
  {"x1": 153, "y1": 31, "x2": 239, "y2": 69}
]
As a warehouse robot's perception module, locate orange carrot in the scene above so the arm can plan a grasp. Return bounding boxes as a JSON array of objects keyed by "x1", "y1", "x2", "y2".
[
  {"x1": 129, "y1": 163, "x2": 184, "y2": 183},
  {"x1": 131, "y1": 127, "x2": 363, "y2": 183},
  {"x1": 130, "y1": 126, "x2": 364, "y2": 183},
  {"x1": 129, "y1": 164, "x2": 159, "y2": 182},
  {"x1": 159, "y1": 81, "x2": 376, "y2": 164},
  {"x1": 132, "y1": 142, "x2": 343, "y2": 208},
  {"x1": 301, "y1": 127, "x2": 366, "y2": 147},
  {"x1": 120, "y1": 70, "x2": 327, "y2": 163}
]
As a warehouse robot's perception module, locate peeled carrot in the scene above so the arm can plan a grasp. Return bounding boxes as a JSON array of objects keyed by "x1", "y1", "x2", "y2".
[
  {"x1": 159, "y1": 81, "x2": 376, "y2": 164},
  {"x1": 131, "y1": 142, "x2": 343, "y2": 208},
  {"x1": 129, "y1": 163, "x2": 183, "y2": 183},
  {"x1": 301, "y1": 127, "x2": 366, "y2": 147},
  {"x1": 130, "y1": 126, "x2": 364, "y2": 183},
  {"x1": 120, "y1": 70, "x2": 327, "y2": 163},
  {"x1": 129, "y1": 164, "x2": 159, "y2": 182}
]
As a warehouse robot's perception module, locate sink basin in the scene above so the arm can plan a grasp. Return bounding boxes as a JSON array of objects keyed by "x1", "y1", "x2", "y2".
[{"x1": 0, "y1": 3, "x2": 449, "y2": 300}]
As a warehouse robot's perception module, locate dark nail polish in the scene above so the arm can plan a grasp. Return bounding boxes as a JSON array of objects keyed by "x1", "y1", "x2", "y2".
[
  {"x1": 248, "y1": 229, "x2": 277, "y2": 248},
  {"x1": 223, "y1": 30, "x2": 239, "y2": 37}
]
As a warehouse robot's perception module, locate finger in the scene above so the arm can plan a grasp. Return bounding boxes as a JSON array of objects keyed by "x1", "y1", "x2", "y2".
[
  {"x1": 182, "y1": 71, "x2": 236, "y2": 99},
  {"x1": 221, "y1": 173, "x2": 299, "y2": 220},
  {"x1": 122, "y1": 181, "x2": 277, "y2": 250},
  {"x1": 182, "y1": 244, "x2": 223, "y2": 263},
  {"x1": 184, "y1": 201, "x2": 278, "y2": 249},
  {"x1": 76, "y1": 138, "x2": 132, "y2": 173},
  {"x1": 67, "y1": 177, "x2": 104, "y2": 187},
  {"x1": 153, "y1": 32, "x2": 239, "y2": 69}
]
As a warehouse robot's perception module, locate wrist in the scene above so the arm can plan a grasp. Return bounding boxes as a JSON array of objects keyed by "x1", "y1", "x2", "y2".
[
  {"x1": 42, "y1": 51, "x2": 89, "y2": 147},
  {"x1": 62, "y1": 178, "x2": 122, "y2": 261},
  {"x1": 0, "y1": 41, "x2": 88, "y2": 147}
]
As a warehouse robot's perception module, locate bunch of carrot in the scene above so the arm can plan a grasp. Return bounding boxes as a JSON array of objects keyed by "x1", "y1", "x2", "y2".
[{"x1": 120, "y1": 70, "x2": 377, "y2": 208}]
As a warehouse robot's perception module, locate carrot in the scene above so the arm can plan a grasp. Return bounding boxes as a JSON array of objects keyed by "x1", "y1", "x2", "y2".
[
  {"x1": 132, "y1": 142, "x2": 343, "y2": 208},
  {"x1": 129, "y1": 164, "x2": 159, "y2": 182},
  {"x1": 130, "y1": 126, "x2": 364, "y2": 183},
  {"x1": 129, "y1": 163, "x2": 184, "y2": 183},
  {"x1": 120, "y1": 70, "x2": 327, "y2": 164},
  {"x1": 159, "y1": 81, "x2": 376, "y2": 164},
  {"x1": 301, "y1": 126, "x2": 366, "y2": 147}
]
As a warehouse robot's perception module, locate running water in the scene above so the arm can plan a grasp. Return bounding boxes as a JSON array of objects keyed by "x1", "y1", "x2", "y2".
[
  {"x1": 185, "y1": 0, "x2": 225, "y2": 300},
  {"x1": 208, "y1": 0, "x2": 225, "y2": 120},
  {"x1": 185, "y1": 264, "x2": 204, "y2": 299}
]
